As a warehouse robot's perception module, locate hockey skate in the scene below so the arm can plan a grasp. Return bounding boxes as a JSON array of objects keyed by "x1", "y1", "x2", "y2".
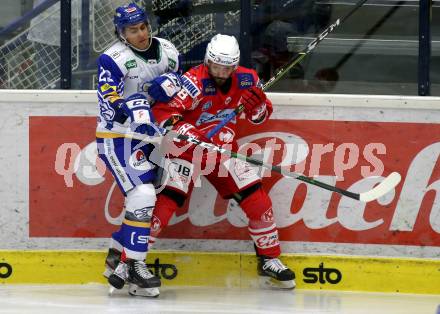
[
  {"x1": 257, "y1": 256, "x2": 296, "y2": 289},
  {"x1": 108, "y1": 259, "x2": 161, "y2": 297},
  {"x1": 103, "y1": 248, "x2": 121, "y2": 279}
]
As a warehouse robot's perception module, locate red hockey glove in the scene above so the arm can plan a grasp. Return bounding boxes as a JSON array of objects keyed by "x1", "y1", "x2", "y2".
[
  {"x1": 174, "y1": 122, "x2": 209, "y2": 143},
  {"x1": 241, "y1": 86, "x2": 267, "y2": 115},
  {"x1": 241, "y1": 86, "x2": 270, "y2": 123}
]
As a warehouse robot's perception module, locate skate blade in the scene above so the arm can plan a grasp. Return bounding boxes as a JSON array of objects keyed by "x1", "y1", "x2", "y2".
[
  {"x1": 259, "y1": 276, "x2": 296, "y2": 290},
  {"x1": 108, "y1": 285, "x2": 117, "y2": 295},
  {"x1": 128, "y1": 284, "x2": 160, "y2": 298}
]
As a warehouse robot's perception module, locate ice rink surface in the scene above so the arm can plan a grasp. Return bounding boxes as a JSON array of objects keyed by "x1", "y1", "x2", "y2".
[{"x1": 0, "y1": 284, "x2": 439, "y2": 314}]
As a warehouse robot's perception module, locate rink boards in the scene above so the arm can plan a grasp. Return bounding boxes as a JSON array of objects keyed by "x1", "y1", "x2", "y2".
[
  {"x1": 0, "y1": 91, "x2": 440, "y2": 296},
  {"x1": 1, "y1": 250, "x2": 440, "y2": 294}
]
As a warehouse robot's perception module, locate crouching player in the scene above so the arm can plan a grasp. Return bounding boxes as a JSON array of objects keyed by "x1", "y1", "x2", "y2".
[{"x1": 150, "y1": 34, "x2": 296, "y2": 289}]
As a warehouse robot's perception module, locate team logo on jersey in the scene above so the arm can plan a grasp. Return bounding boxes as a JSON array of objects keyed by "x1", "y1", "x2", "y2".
[
  {"x1": 168, "y1": 58, "x2": 176, "y2": 70},
  {"x1": 110, "y1": 51, "x2": 121, "y2": 59},
  {"x1": 201, "y1": 79, "x2": 216, "y2": 95},
  {"x1": 147, "y1": 59, "x2": 157, "y2": 65},
  {"x1": 202, "y1": 101, "x2": 212, "y2": 111},
  {"x1": 225, "y1": 97, "x2": 232, "y2": 105},
  {"x1": 181, "y1": 76, "x2": 200, "y2": 98},
  {"x1": 130, "y1": 149, "x2": 153, "y2": 171},
  {"x1": 125, "y1": 59, "x2": 138, "y2": 70},
  {"x1": 237, "y1": 73, "x2": 254, "y2": 89},
  {"x1": 195, "y1": 109, "x2": 235, "y2": 126}
]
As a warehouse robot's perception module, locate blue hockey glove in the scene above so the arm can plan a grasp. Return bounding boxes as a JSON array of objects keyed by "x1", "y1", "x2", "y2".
[
  {"x1": 148, "y1": 72, "x2": 182, "y2": 103},
  {"x1": 123, "y1": 93, "x2": 155, "y2": 135}
]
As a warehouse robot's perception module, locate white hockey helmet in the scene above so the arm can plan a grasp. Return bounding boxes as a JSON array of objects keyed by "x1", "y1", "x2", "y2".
[{"x1": 204, "y1": 34, "x2": 240, "y2": 68}]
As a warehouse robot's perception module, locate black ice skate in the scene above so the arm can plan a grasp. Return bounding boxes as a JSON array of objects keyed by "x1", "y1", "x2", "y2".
[
  {"x1": 108, "y1": 260, "x2": 128, "y2": 290},
  {"x1": 103, "y1": 248, "x2": 121, "y2": 279},
  {"x1": 108, "y1": 259, "x2": 161, "y2": 297},
  {"x1": 257, "y1": 256, "x2": 296, "y2": 289}
]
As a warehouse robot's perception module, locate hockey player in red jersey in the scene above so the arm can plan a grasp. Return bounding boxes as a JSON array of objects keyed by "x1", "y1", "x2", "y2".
[{"x1": 150, "y1": 34, "x2": 295, "y2": 289}]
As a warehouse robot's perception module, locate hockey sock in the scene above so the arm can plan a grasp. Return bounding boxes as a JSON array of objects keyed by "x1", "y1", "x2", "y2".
[
  {"x1": 239, "y1": 188, "x2": 281, "y2": 258},
  {"x1": 120, "y1": 217, "x2": 151, "y2": 261},
  {"x1": 149, "y1": 193, "x2": 179, "y2": 247}
]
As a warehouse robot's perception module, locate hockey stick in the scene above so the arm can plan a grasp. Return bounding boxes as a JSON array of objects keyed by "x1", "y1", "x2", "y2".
[
  {"x1": 206, "y1": 0, "x2": 369, "y2": 139},
  {"x1": 126, "y1": 129, "x2": 401, "y2": 202}
]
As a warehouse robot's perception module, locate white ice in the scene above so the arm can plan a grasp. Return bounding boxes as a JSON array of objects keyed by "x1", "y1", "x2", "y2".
[{"x1": 0, "y1": 284, "x2": 439, "y2": 314}]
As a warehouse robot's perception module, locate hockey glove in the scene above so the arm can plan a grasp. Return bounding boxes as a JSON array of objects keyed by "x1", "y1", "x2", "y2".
[
  {"x1": 174, "y1": 122, "x2": 209, "y2": 143},
  {"x1": 148, "y1": 72, "x2": 183, "y2": 103},
  {"x1": 123, "y1": 93, "x2": 155, "y2": 135},
  {"x1": 241, "y1": 86, "x2": 268, "y2": 123}
]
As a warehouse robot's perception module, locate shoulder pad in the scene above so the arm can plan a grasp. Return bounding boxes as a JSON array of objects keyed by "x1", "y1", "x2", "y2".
[
  {"x1": 155, "y1": 37, "x2": 179, "y2": 53},
  {"x1": 104, "y1": 42, "x2": 126, "y2": 60},
  {"x1": 103, "y1": 42, "x2": 132, "y2": 74},
  {"x1": 156, "y1": 37, "x2": 180, "y2": 71}
]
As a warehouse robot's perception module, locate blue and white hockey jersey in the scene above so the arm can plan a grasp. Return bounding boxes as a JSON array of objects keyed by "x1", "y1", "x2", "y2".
[{"x1": 96, "y1": 37, "x2": 180, "y2": 135}]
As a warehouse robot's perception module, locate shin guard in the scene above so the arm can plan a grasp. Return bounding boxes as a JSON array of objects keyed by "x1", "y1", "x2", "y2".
[{"x1": 239, "y1": 188, "x2": 281, "y2": 258}]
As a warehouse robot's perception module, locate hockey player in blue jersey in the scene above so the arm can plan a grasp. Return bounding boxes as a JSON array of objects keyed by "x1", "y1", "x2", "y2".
[{"x1": 95, "y1": 2, "x2": 183, "y2": 297}]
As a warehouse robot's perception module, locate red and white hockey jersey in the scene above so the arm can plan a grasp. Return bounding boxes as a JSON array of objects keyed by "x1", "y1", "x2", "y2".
[{"x1": 152, "y1": 64, "x2": 273, "y2": 147}]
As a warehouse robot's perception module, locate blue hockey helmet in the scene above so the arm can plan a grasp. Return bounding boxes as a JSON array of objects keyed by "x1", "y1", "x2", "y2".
[
  {"x1": 113, "y1": 3, "x2": 152, "y2": 51},
  {"x1": 114, "y1": 3, "x2": 148, "y2": 33}
]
